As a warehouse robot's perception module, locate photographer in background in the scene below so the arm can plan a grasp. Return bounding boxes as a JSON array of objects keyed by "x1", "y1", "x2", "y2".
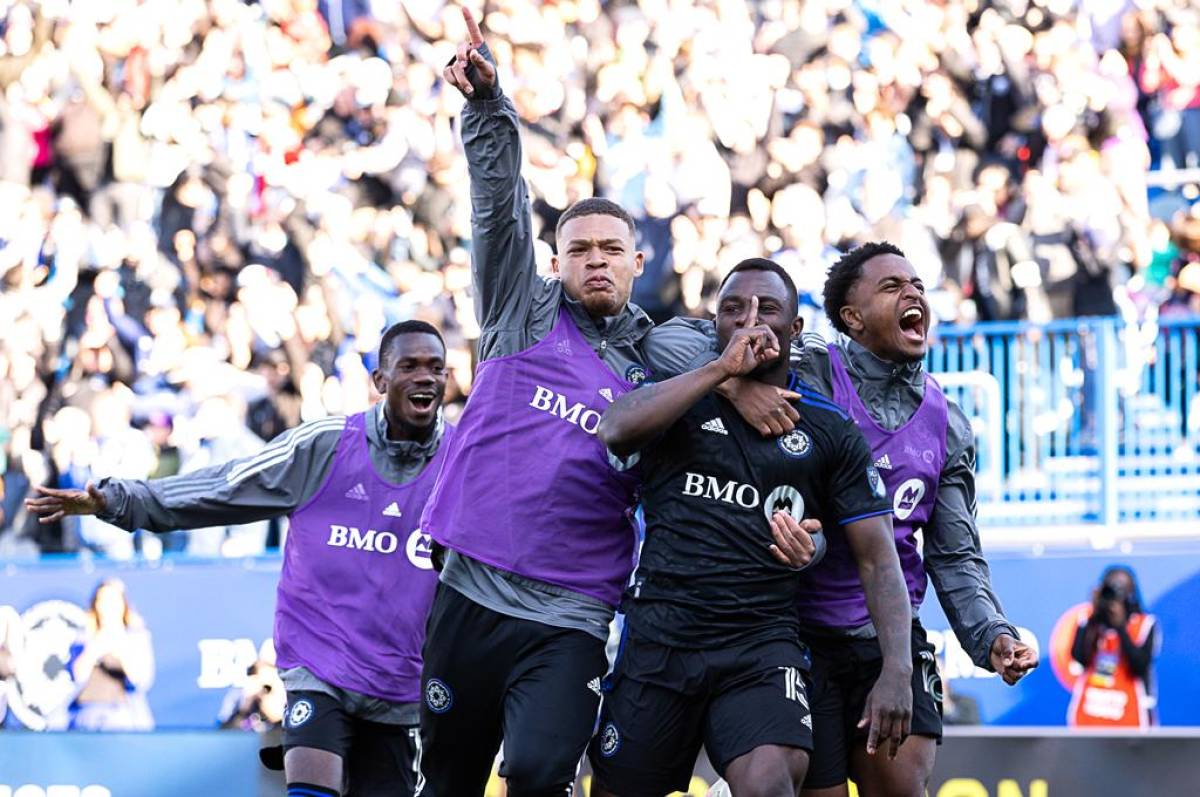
[{"x1": 1069, "y1": 566, "x2": 1159, "y2": 728}]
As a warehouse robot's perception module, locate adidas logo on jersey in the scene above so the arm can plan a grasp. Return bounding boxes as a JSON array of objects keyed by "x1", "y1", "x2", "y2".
[
  {"x1": 598, "y1": 388, "x2": 614, "y2": 403},
  {"x1": 344, "y1": 483, "x2": 368, "y2": 501},
  {"x1": 873, "y1": 454, "x2": 893, "y2": 470},
  {"x1": 587, "y1": 677, "x2": 602, "y2": 697},
  {"x1": 701, "y1": 417, "x2": 728, "y2": 435},
  {"x1": 382, "y1": 502, "x2": 403, "y2": 518}
]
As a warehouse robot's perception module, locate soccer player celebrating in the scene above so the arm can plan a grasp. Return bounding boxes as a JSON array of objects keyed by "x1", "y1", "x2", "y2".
[
  {"x1": 27, "y1": 321, "x2": 452, "y2": 797},
  {"x1": 418, "y1": 10, "x2": 658, "y2": 796},
  {"x1": 646, "y1": 243, "x2": 1038, "y2": 796},
  {"x1": 588, "y1": 258, "x2": 914, "y2": 797}
]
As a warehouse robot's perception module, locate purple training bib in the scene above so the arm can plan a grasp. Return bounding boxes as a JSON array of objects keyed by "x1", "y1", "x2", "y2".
[
  {"x1": 797, "y1": 345, "x2": 947, "y2": 629},
  {"x1": 274, "y1": 412, "x2": 452, "y2": 702}
]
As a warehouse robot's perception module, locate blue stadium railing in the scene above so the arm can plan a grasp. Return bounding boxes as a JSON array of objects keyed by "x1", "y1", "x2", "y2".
[{"x1": 927, "y1": 314, "x2": 1200, "y2": 529}]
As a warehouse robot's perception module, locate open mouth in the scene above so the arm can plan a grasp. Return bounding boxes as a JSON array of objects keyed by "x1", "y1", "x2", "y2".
[
  {"x1": 898, "y1": 305, "x2": 926, "y2": 343},
  {"x1": 407, "y1": 391, "x2": 437, "y2": 411}
]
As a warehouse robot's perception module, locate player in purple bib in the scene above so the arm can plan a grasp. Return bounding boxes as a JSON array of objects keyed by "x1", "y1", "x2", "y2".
[
  {"x1": 419, "y1": 11, "x2": 655, "y2": 796},
  {"x1": 27, "y1": 321, "x2": 453, "y2": 797},
  {"x1": 791, "y1": 243, "x2": 1039, "y2": 797}
]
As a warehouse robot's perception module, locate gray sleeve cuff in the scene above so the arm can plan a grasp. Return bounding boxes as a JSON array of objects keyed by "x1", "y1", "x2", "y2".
[{"x1": 94, "y1": 479, "x2": 130, "y2": 528}]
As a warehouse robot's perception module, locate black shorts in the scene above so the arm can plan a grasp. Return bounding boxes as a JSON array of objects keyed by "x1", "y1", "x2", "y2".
[
  {"x1": 419, "y1": 583, "x2": 608, "y2": 796},
  {"x1": 588, "y1": 631, "x2": 814, "y2": 796},
  {"x1": 279, "y1": 690, "x2": 423, "y2": 797},
  {"x1": 801, "y1": 622, "x2": 943, "y2": 790}
]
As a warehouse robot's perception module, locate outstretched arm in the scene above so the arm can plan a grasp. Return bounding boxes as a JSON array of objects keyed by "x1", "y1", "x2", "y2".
[
  {"x1": 925, "y1": 406, "x2": 1035, "y2": 683},
  {"x1": 26, "y1": 419, "x2": 345, "y2": 533},
  {"x1": 599, "y1": 299, "x2": 779, "y2": 457},
  {"x1": 444, "y1": 8, "x2": 542, "y2": 356}
]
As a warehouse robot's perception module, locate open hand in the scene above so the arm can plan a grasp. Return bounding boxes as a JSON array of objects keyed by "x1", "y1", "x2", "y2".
[
  {"x1": 443, "y1": 7, "x2": 496, "y2": 99},
  {"x1": 24, "y1": 483, "x2": 108, "y2": 524},
  {"x1": 723, "y1": 378, "x2": 801, "y2": 437}
]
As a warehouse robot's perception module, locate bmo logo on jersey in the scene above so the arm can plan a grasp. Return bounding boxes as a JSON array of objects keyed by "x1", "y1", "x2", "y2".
[
  {"x1": 682, "y1": 473, "x2": 761, "y2": 509},
  {"x1": 328, "y1": 525, "x2": 434, "y2": 568},
  {"x1": 529, "y1": 385, "x2": 602, "y2": 435}
]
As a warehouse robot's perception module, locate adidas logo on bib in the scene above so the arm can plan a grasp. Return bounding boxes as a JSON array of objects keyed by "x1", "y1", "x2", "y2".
[
  {"x1": 344, "y1": 483, "x2": 368, "y2": 501},
  {"x1": 382, "y1": 502, "x2": 403, "y2": 518},
  {"x1": 873, "y1": 454, "x2": 893, "y2": 470},
  {"x1": 701, "y1": 417, "x2": 728, "y2": 435}
]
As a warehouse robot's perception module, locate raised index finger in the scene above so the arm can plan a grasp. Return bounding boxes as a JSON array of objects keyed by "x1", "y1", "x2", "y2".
[
  {"x1": 462, "y1": 6, "x2": 484, "y2": 46},
  {"x1": 748, "y1": 294, "x2": 759, "y2": 327}
]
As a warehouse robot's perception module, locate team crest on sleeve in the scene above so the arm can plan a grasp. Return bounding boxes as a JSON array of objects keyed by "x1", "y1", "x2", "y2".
[
  {"x1": 625, "y1": 364, "x2": 648, "y2": 384},
  {"x1": 425, "y1": 679, "x2": 453, "y2": 713},
  {"x1": 600, "y1": 722, "x2": 621, "y2": 757},
  {"x1": 288, "y1": 699, "x2": 314, "y2": 727},
  {"x1": 777, "y1": 429, "x2": 812, "y2": 459},
  {"x1": 866, "y1": 466, "x2": 886, "y2": 499}
]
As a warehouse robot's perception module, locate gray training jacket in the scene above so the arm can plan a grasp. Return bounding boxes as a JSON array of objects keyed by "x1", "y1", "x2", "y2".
[
  {"x1": 641, "y1": 320, "x2": 1020, "y2": 671},
  {"x1": 95, "y1": 402, "x2": 446, "y2": 722},
  {"x1": 439, "y1": 84, "x2": 653, "y2": 641}
]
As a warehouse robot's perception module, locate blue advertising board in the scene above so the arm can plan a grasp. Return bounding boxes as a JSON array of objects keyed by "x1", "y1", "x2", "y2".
[
  {"x1": 2, "y1": 546, "x2": 1198, "y2": 729},
  {"x1": 917, "y1": 544, "x2": 1200, "y2": 726}
]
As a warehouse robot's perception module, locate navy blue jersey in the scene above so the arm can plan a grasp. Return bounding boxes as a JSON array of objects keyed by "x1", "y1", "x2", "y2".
[{"x1": 624, "y1": 375, "x2": 890, "y2": 648}]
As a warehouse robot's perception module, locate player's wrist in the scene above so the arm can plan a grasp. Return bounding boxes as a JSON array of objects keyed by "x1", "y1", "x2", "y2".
[{"x1": 880, "y1": 659, "x2": 913, "y2": 678}]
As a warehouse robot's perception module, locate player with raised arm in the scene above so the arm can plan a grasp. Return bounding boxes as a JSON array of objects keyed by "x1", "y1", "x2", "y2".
[
  {"x1": 588, "y1": 258, "x2": 913, "y2": 797},
  {"x1": 421, "y1": 16, "x2": 818, "y2": 795},
  {"x1": 28, "y1": 321, "x2": 452, "y2": 797}
]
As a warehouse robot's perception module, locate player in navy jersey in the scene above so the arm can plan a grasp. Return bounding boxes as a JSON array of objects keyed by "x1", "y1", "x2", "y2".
[{"x1": 587, "y1": 258, "x2": 913, "y2": 797}]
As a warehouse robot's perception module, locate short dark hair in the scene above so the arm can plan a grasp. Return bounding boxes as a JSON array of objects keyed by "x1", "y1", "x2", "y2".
[
  {"x1": 554, "y1": 197, "x2": 636, "y2": 241},
  {"x1": 823, "y1": 241, "x2": 905, "y2": 334},
  {"x1": 378, "y1": 320, "x2": 444, "y2": 367},
  {"x1": 718, "y1": 257, "x2": 799, "y2": 316}
]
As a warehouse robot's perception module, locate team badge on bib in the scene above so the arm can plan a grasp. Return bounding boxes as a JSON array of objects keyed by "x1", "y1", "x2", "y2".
[
  {"x1": 777, "y1": 429, "x2": 812, "y2": 458},
  {"x1": 625, "y1": 364, "x2": 648, "y2": 385},
  {"x1": 425, "y1": 679, "x2": 453, "y2": 713},
  {"x1": 288, "y1": 699, "x2": 314, "y2": 727},
  {"x1": 600, "y1": 722, "x2": 621, "y2": 757}
]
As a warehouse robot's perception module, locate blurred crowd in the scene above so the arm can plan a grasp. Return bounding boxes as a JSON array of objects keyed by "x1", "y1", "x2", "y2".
[{"x1": 2, "y1": 0, "x2": 1200, "y2": 557}]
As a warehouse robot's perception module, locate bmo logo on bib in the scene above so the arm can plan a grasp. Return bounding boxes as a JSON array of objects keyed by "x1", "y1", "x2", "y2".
[
  {"x1": 893, "y1": 478, "x2": 926, "y2": 521},
  {"x1": 406, "y1": 529, "x2": 434, "y2": 570}
]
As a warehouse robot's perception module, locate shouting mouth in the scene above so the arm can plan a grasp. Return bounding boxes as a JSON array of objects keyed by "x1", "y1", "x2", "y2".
[
  {"x1": 899, "y1": 305, "x2": 926, "y2": 344},
  {"x1": 407, "y1": 391, "x2": 438, "y2": 412}
]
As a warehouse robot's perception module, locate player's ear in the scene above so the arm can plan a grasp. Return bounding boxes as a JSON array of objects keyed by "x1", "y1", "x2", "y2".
[
  {"x1": 550, "y1": 253, "x2": 561, "y2": 276},
  {"x1": 840, "y1": 305, "x2": 865, "y2": 335},
  {"x1": 371, "y1": 368, "x2": 386, "y2": 395},
  {"x1": 632, "y1": 249, "x2": 645, "y2": 278},
  {"x1": 791, "y1": 315, "x2": 804, "y2": 338}
]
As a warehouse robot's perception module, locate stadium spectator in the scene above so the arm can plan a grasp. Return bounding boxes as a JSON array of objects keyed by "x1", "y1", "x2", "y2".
[
  {"x1": 0, "y1": 0, "x2": 1198, "y2": 555},
  {"x1": 1069, "y1": 565, "x2": 1159, "y2": 728},
  {"x1": 67, "y1": 578, "x2": 155, "y2": 731}
]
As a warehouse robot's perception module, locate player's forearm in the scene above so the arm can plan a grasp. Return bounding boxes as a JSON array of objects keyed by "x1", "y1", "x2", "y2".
[
  {"x1": 850, "y1": 519, "x2": 913, "y2": 675},
  {"x1": 925, "y1": 447, "x2": 1019, "y2": 669},
  {"x1": 462, "y1": 93, "x2": 539, "y2": 330},
  {"x1": 599, "y1": 361, "x2": 729, "y2": 457}
]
